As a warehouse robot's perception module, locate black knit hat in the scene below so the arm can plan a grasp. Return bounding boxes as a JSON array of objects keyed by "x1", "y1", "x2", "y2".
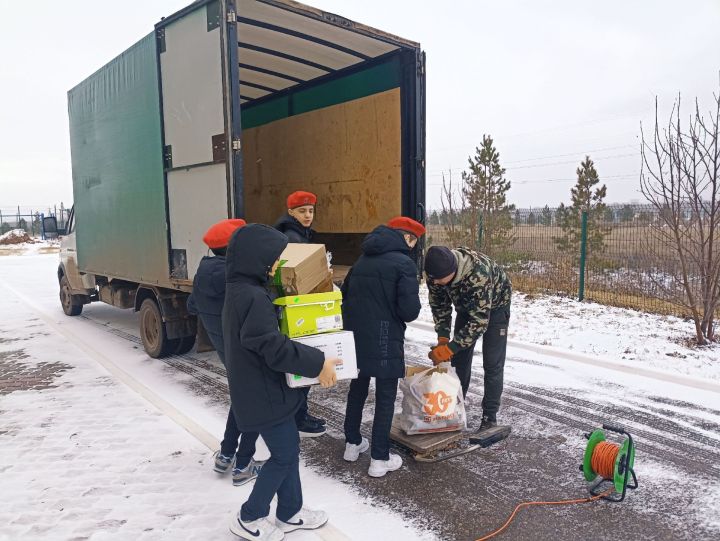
[{"x1": 424, "y1": 246, "x2": 458, "y2": 279}]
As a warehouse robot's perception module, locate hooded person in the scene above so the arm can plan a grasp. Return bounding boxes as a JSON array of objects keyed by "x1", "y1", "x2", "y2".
[
  {"x1": 222, "y1": 223, "x2": 341, "y2": 541},
  {"x1": 424, "y1": 245, "x2": 512, "y2": 432},
  {"x1": 340, "y1": 216, "x2": 425, "y2": 478},
  {"x1": 273, "y1": 190, "x2": 326, "y2": 437},
  {"x1": 187, "y1": 218, "x2": 263, "y2": 486}
]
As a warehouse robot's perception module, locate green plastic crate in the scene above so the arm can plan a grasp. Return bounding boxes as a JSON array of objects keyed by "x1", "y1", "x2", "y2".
[{"x1": 274, "y1": 291, "x2": 343, "y2": 338}]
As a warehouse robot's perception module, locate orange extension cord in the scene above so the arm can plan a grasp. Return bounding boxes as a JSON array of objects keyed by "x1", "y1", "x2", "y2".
[{"x1": 475, "y1": 442, "x2": 621, "y2": 541}]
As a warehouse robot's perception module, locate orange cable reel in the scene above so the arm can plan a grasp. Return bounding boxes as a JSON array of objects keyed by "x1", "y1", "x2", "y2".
[{"x1": 475, "y1": 423, "x2": 638, "y2": 540}]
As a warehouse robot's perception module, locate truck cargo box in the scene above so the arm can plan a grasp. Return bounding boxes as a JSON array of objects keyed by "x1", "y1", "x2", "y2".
[{"x1": 68, "y1": 0, "x2": 425, "y2": 290}]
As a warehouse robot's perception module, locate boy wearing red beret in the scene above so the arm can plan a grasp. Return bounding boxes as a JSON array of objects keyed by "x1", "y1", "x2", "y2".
[
  {"x1": 340, "y1": 216, "x2": 426, "y2": 477},
  {"x1": 273, "y1": 191, "x2": 327, "y2": 437},
  {"x1": 187, "y1": 218, "x2": 263, "y2": 486}
]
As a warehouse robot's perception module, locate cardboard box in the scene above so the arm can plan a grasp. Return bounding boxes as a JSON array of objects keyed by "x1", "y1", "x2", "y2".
[
  {"x1": 308, "y1": 270, "x2": 335, "y2": 294},
  {"x1": 274, "y1": 291, "x2": 343, "y2": 338},
  {"x1": 286, "y1": 330, "x2": 358, "y2": 388},
  {"x1": 273, "y1": 243, "x2": 331, "y2": 296}
]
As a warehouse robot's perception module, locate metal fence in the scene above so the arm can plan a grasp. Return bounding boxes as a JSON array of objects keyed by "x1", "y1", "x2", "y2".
[
  {"x1": 427, "y1": 204, "x2": 704, "y2": 317},
  {"x1": 0, "y1": 206, "x2": 69, "y2": 239}
]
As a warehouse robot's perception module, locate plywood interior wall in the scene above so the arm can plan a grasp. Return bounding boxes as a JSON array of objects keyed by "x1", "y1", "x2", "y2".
[{"x1": 242, "y1": 88, "x2": 401, "y2": 232}]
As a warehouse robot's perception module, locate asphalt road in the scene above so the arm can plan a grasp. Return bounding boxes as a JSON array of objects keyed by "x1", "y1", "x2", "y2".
[{"x1": 79, "y1": 313, "x2": 720, "y2": 541}]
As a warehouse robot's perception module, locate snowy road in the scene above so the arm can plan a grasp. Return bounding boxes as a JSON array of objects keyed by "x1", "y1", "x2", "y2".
[{"x1": 2, "y1": 254, "x2": 719, "y2": 540}]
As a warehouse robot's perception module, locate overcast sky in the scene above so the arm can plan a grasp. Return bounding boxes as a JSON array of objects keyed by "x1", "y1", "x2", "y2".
[{"x1": 1, "y1": 0, "x2": 718, "y2": 214}]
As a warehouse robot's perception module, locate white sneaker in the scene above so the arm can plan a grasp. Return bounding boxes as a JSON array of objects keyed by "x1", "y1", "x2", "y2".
[
  {"x1": 343, "y1": 437, "x2": 369, "y2": 462},
  {"x1": 229, "y1": 514, "x2": 284, "y2": 541},
  {"x1": 276, "y1": 507, "x2": 328, "y2": 533},
  {"x1": 368, "y1": 453, "x2": 403, "y2": 478}
]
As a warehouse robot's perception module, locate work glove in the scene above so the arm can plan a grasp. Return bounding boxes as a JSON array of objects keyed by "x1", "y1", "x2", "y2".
[{"x1": 429, "y1": 344, "x2": 453, "y2": 365}]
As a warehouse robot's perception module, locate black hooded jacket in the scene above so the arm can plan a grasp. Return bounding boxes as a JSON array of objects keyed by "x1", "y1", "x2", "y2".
[
  {"x1": 222, "y1": 224, "x2": 325, "y2": 432},
  {"x1": 341, "y1": 226, "x2": 421, "y2": 379},
  {"x1": 274, "y1": 214, "x2": 315, "y2": 244},
  {"x1": 187, "y1": 256, "x2": 227, "y2": 362}
]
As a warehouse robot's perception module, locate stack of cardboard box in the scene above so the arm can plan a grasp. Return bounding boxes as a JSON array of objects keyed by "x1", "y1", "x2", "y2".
[{"x1": 273, "y1": 244, "x2": 358, "y2": 388}]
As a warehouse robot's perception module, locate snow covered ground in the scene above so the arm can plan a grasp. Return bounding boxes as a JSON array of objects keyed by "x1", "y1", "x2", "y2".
[
  {"x1": 418, "y1": 288, "x2": 720, "y2": 383},
  {"x1": 1, "y1": 252, "x2": 719, "y2": 540},
  {"x1": 0, "y1": 254, "x2": 434, "y2": 541},
  {"x1": 0, "y1": 230, "x2": 59, "y2": 256}
]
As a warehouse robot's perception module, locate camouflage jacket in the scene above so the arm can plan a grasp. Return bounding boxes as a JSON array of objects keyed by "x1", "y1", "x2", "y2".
[{"x1": 427, "y1": 247, "x2": 512, "y2": 351}]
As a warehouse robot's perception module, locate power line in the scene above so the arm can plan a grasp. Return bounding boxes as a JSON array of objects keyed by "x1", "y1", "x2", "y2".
[
  {"x1": 425, "y1": 173, "x2": 640, "y2": 187},
  {"x1": 503, "y1": 144, "x2": 638, "y2": 165},
  {"x1": 426, "y1": 151, "x2": 640, "y2": 177}
]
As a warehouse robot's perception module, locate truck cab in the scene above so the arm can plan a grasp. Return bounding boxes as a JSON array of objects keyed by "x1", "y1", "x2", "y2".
[{"x1": 57, "y1": 206, "x2": 95, "y2": 316}]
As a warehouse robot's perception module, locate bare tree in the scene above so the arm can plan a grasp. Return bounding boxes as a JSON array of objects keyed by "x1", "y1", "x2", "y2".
[
  {"x1": 640, "y1": 85, "x2": 720, "y2": 345},
  {"x1": 440, "y1": 170, "x2": 471, "y2": 247}
]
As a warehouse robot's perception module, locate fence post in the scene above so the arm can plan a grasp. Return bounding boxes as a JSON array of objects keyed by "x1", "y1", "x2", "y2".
[{"x1": 578, "y1": 210, "x2": 588, "y2": 301}]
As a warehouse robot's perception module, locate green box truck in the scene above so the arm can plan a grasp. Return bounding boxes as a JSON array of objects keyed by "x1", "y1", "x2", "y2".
[{"x1": 57, "y1": 0, "x2": 426, "y2": 357}]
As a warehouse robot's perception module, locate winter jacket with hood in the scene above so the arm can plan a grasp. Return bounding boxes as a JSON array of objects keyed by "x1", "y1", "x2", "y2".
[
  {"x1": 341, "y1": 225, "x2": 421, "y2": 379},
  {"x1": 187, "y1": 255, "x2": 227, "y2": 363},
  {"x1": 273, "y1": 214, "x2": 315, "y2": 244},
  {"x1": 222, "y1": 224, "x2": 325, "y2": 432}
]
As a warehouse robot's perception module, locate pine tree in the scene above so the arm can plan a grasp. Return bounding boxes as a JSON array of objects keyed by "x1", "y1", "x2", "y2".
[
  {"x1": 461, "y1": 135, "x2": 515, "y2": 254},
  {"x1": 620, "y1": 205, "x2": 634, "y2": 222},
  {"x1": 541, "y1": 205, "x2": 553, "y2": 226},
  {"x1": 554, "y1": 156, "x2": 610, "y2": 256},
  {"x1": 527, "y1": 211, "x2": 536, "y2": 226}
]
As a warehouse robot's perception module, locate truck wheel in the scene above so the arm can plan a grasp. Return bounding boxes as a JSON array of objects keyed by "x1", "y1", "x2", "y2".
[
  {"x1": 139, "y1": 298, "x2": 170, "y2": 358},
  {"x1": 59, "y1": 275, "x2": 83, "y2": 316}
]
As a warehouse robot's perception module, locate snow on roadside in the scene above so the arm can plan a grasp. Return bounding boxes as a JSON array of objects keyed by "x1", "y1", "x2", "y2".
[
  {"x1": 0, "y1": 258, "x2": 437, "y2": 541},
  {"x1": 418, "y1": 288, "x2": 719, "y2": 382},
  {"x1": 0, "y1": 231, "x2": 58, "y2": 255}
]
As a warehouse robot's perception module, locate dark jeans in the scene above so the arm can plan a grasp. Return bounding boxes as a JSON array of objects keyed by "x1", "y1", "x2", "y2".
[
  {"x1": 452, "y1": 305, "x2": 510, "y2": 422},
  {"x1": 220, "y1": 407, "x2": 259, "y2": 470},
  {"x1": 241, "y1": 417, "x2": 302, "y2": 523},
  {"x1": 344, "y1": 375, "x2": 399, "y2": 460},
  {"x1": 294, "y1": 386, "x2": 310, "y2": 425}
]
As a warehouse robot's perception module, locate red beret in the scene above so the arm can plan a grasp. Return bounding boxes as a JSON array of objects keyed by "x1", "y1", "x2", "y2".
[
  {"x1": 387, "y1": 216, "x2": 426, "y2": 238},
  {"x1": 287, "y1": 191, "x2": 317, "y2": 209},
  {"x1": 203, "y1": 218, "x2": 247, "y2": 249}
]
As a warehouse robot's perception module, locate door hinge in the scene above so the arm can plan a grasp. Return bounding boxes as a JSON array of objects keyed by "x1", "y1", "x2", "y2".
[
  {"x1": 232, "y1": 139, "x2": 242, "y2": 151},
  {"x1": 156, "y1": 28, "x2": 166, "y2": 54},
  {"x1": 227, "y1": 10, "x2": 236, "y2": 23},
  {"x1": 163, "y1": 145, "x2": 173, "y2": 169}
]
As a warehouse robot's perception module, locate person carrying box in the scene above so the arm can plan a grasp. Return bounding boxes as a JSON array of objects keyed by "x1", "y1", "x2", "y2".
[
  {"x1": 340, "y1": 217, "x2": 426, "y2": 478},
  {"x1": 187, "y1": 218, "x2": 263, "y2": 486},
  {"x1": 274, "y1": 190, "x2": 327, "y2": 437},
  {"x1": 223, "y1": 223, "x2": 340, "y2": 541}
]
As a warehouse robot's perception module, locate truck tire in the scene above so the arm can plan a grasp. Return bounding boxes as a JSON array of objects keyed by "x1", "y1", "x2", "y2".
[
  {"x1": 139, "y1": 298, "x2": 171, "y2": 358},
  {"x1": 59, "y1": 275, "x2": 83, "y2": 316}
]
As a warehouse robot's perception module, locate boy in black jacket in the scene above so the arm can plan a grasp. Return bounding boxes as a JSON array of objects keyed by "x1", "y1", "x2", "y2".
[
  {"x1": 273, "y1": 190, "x2": 326, "y2": 437},
  {"x1": 341, "y1": 217, "x2": 425, "y2": 478},
  {"x1": 187, "y1": 218, "x2": 263, "y2": 486},
  {"x1": 223, "y1": 224, "x2": 340, "y2": 541}
]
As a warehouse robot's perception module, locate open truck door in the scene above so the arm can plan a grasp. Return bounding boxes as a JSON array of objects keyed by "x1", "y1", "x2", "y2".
[{"x1": 156, "y1": 0, "x2": 426, "y2": 275}]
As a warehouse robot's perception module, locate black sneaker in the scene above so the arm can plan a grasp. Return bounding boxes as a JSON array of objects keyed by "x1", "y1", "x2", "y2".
[
  {"x1": 478, "y1": 416, "x2": 497, "y2": 432},
  {"x1": 305, "y1": 413, "x2": 326, "y2": 426},
  {"x1": 298, "y1": 419, "x2": 326, "y2": 438}
]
